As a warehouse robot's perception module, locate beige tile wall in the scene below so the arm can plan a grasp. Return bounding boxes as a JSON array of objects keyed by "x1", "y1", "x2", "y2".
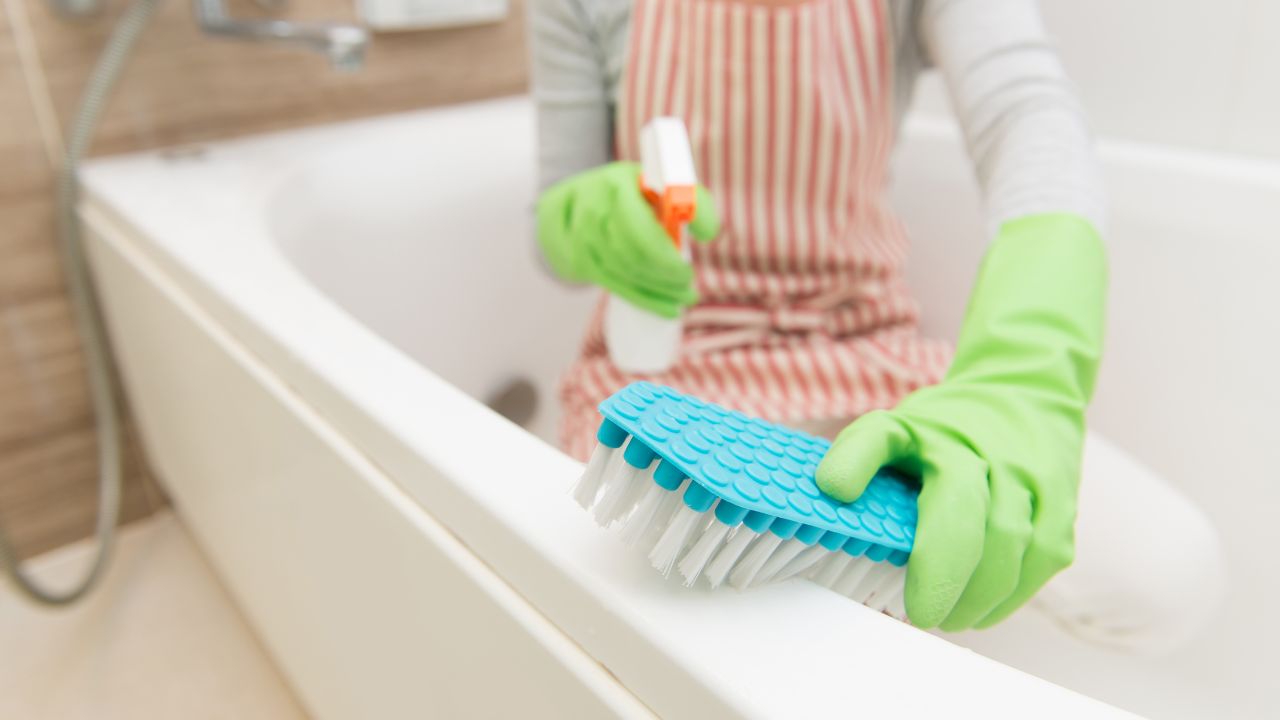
[{"x1": 0, "y1": 0, "x2": 528, "y2": 558}]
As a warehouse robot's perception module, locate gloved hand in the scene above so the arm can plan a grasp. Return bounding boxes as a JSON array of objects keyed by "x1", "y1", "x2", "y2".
[
  {"x1": 536, "y1": 162, "x2": 720, "y2": 319},
  {"x1": 817, "y1": 213, "x2": 1107, "y2": 631}
]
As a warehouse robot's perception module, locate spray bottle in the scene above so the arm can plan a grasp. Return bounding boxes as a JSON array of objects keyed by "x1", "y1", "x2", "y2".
[{"x1": 605, "y1": 118, "x2": 699, "y2": 374}]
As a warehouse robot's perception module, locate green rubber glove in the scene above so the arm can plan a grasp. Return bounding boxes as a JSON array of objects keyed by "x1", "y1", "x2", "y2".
[
  {"x1": 536, "y1": 162, "x2": 720, "y2": 319},
  {"x1": 816, "y1": 213, "x2": 1107, "y2": 631}
]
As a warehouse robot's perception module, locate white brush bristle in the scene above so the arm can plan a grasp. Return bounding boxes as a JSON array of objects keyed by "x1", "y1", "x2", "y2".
[
  {"x1": 773, "y1": 544, "x2": 832, "y2": 583},
  {"x1": 810, "y1": 552, "x2": 852, "y2": 588},
  {"x1": 587, "y1": 453, "x2": 625, "y2": 519},
  {"x1": 640, "y1": 482, "x2": 686, "y2": 546},
  {"x1": 705, "y1": 528, "x2": 757, "y2": 589},
  {"x1": 612, "y1": 466, "x2": 656, "y2": 525},
  {"x1": 649, "y1": 505, "x2": 704, "y2": 576},
  {"x1": 729, "y1": 534, "x2": 784, "y2": 590},
  {"x1": 752, "y1": 538, "x2": 809, "y2": 588},
  {"x1": 573, "y1": 443, "x2": 615, "y2": 508},
  {"x1": 593, "y1": 462, "x2": 645, "y2": 525},
  {"x1": 832, "y1": 556, "x2": 876, "y2": 596},
  {"x1": 834, "y1": 558, "x2": 885, "y2": 597},
  {"x1": 884, "y1": 578, "x2": 908, "y2": 620},
  {"x1": 860, "y1": 561, "x2": 901, "y2": 609},
  {"x1": 618, "y1": 482, "x2": 667, "y2": 546},
  {"x1": 677, "y1": 520, "x2": 731, "y2": 586},
  {"x1": 804, "y1": 551, "x2": 908, "y2": 620},
  {"x1": 851, "y1": 563, "x2": 891, "y2": 604}
]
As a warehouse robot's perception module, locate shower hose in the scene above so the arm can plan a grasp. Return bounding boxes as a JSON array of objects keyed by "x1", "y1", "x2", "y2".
[{"x1": 0, "y1": 0, "x2": 160, "y2": 605}]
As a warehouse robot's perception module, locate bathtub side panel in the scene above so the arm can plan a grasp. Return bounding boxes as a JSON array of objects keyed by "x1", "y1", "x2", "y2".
[{"x1": 82, "y1": 221, "x2": 649, "y2": 720}]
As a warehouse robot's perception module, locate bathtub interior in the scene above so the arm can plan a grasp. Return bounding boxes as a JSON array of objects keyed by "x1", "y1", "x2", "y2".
[
  {"x1": 262, "y1": 102, "x2": 1278, "y2": 717},
  {"x1": 268, "y1": 131, "x2": 597, "y2": 445}
]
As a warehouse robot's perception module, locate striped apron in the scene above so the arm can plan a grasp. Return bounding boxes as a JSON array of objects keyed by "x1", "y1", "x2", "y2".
[{"x1": 559, "y1": 0, "x2": 951, "y2": 461}]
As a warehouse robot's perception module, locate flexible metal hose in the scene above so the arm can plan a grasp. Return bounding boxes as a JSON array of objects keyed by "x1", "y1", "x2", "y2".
[{"x1": 0, "y1": 0, "x2": 160, "y2": 605}]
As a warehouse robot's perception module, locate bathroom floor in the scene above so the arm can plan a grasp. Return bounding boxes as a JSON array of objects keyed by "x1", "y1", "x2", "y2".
[{"x1": 0, "y1": 512, "x2": 306, "y2": 719}]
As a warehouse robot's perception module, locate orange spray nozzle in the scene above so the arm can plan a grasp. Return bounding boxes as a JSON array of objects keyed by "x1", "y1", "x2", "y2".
[{"x1": 640, "y1": 177, "x2": 697, "y2": 250}]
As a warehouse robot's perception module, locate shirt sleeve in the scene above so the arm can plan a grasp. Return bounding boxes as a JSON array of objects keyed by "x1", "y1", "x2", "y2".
[
  {"x1": 919, "y1": 0, "x2": 1106, "y2": 237},
  {"x1": 529, "y1": 0, "x2": 615, "y2": 192}
]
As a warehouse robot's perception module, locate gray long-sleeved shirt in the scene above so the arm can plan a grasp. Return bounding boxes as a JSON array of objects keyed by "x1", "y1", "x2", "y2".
[{"x1": 530, "y1": 0, "x2": 1105, "y2": 238}]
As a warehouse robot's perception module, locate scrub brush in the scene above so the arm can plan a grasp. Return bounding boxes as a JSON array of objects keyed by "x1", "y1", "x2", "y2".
[{"x1": 573, "y1": 381, "x2": 919, "y2": 621}]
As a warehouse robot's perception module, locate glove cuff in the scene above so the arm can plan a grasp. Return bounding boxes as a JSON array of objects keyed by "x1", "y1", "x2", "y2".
[{"x1": 948, "y1": 212, "x2": 1108, "y2": 405}]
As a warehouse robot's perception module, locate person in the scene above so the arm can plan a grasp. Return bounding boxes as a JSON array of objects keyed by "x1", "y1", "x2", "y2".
[{"x1": 531, "y1": 0, "x2": 1223, "y2": 652}]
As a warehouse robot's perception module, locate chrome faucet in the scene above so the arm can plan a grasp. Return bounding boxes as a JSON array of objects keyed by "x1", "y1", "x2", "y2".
[{"x1": 192, "y1": 0, "x2": 369, "y2": 71}]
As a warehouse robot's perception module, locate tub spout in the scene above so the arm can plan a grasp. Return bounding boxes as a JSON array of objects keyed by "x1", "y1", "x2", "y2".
[{"x1": 193, "y1": 0, "x2": 369, "y2": 72}]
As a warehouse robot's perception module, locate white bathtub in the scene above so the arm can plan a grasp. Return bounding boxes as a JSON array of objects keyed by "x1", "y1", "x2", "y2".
[{"x1": 77, "y1": 96, "x2": 1276, "y2": 718}]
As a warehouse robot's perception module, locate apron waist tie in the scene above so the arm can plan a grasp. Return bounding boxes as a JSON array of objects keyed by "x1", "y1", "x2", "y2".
[{"x1": 682, "y1": 284, "x2": 885, "y2": 355}]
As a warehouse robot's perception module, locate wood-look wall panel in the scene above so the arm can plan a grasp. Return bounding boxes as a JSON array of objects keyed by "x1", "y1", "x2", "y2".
[
  {"x1": 23, "y1": 0, "x2": 529, "y2": 157},
  {"x1": 0, "y1": 420, "x2": 159, "y2": 557},
  {"x1": 0, "y1": 194, "x2": 63, "y2": 306},
  {"x1": 0, "y1": 0, "x2": 528, "y2": 559}
]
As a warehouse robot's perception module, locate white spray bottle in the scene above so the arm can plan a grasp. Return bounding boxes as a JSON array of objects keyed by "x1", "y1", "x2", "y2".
[{"x1": 605, "y1": 118, "x2": 699, "y2": 374}]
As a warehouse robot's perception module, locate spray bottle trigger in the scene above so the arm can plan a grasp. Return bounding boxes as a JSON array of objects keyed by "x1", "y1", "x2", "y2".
[{"x1": 638, "y1": 175, "x2": 697, "y2": 250}]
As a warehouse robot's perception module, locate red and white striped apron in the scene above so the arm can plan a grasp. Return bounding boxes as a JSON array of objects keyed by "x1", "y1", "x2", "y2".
[{"x1": 560, "y1": 0, "x2": 952, "y2": 461}]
